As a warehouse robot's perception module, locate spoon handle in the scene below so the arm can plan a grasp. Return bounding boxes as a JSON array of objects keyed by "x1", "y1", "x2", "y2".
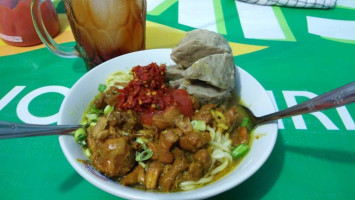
[
  {"x1": 258, "y1": 81, "x2": 355, "y2": 124},
  {"x1": 0, "y1": 121, "x2": 80, "y2": 139}
]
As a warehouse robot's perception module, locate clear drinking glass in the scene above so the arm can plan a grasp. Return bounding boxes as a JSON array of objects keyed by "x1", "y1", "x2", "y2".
[{"x1": 31, "y1": 0, "x2": 146, "y2": 70}]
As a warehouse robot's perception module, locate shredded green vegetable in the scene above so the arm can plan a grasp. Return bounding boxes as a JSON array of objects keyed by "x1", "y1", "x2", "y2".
[
  {"x1": 104, "y1": 105, "x2": 114, "y2": 115},
  {"x1": 191, "y1": 120, "x2": 206, "y2": 131},
  {"x1": 136, "y1": 149, "x2": 153, "y2": 162},
  {"x1": 98, "y1": 84, "x2": 107, "y2": 92},
  {"x1": 231, "y1": 144, "x2": 249, "y2": 159},
  {"x1": 86, "y1": 113, "x2": 98, "y2": 123},
  {"x1": 74, "y1": 128, "x2": 87, "y2": 147},
  {"x1": 138, "y1": 161, "x2": 147, "y2": 169},
  {"x1": 240, "y1": 117, "x2": 253, "y2": 131},
  {"x1": 241, "y1": 117, "x2": 249, "y2": 127},
  {"x1": 136, "y1": 138, "x2": 147, "y2": 150},
  {"x1": 83, "y1": 148, "x2": 91, "y2": 157},
  {"x1": 88, "y1": 105, "x2": 103, "y2": 115}
]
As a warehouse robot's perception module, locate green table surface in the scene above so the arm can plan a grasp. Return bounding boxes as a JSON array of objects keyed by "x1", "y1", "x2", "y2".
[{"x1": 1, "y1": 0, "x2": 355, "y2": 199}]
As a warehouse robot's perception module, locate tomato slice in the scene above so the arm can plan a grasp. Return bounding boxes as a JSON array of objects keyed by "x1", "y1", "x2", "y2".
[
  {"x1": 140, "y1": 111, "x2": 156, "y2": 126},
  {"x1": 169, "y1": 89, "x2": 194, "y2": 117},
  {"x1": 141, "y1": 89, "x2": 193, "y2": 125}
]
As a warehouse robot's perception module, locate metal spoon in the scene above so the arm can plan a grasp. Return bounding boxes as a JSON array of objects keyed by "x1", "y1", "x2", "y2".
[
  {"x1": 1, "y1": 82, "x2": 355, "y2": 139},
  {"x1": 236, "y1": 81, "x2": 355, "y2": 130},
  {"x1": 0, "y1": 121, "x2": 80, "y2": 139}
]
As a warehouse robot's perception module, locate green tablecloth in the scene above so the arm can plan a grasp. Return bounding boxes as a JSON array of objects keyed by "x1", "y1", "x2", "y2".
[{"x1": 1, "y1": 0, "x2": 355, "y2": 199}]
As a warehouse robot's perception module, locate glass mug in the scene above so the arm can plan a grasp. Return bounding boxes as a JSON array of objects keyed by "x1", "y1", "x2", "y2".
[{"x1": 31, "y1": 0, "x2": 146, "y2": 70}]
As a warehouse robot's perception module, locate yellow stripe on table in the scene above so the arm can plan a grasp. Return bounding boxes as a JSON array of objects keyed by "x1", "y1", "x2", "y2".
[{"x1": 0, "y1": 14, "x2": 268, "y2": 57}]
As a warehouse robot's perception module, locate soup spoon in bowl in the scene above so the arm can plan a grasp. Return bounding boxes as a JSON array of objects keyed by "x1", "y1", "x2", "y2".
[
  {"x1": 1, "y1": 82, "x2": 355, "y2": 139},
  {"x1": 236, "y1": 81, "x2": 355, "y2": 131},
  {"x1": 0, "y1": 122, "x2": 80, "y2": 139}
]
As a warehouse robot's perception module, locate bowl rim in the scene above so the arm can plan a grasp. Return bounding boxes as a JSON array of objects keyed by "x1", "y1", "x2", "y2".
[{"x1": 57, "y1": 48, "x2": 278, "y2": 200}]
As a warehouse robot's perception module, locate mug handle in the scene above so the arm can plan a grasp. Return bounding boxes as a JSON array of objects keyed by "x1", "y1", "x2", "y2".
[{"x1": 31, "y1": 0, "x2": 79, "y2": 58}]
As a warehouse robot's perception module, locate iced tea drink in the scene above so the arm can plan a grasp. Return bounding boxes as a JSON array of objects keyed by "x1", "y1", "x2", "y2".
[
  {"x1": 31, "y1": 0, "x2": 146, "y2": 71},
  {"x1": 65, "y1": 0, "x2": 146, "y2": 70}
]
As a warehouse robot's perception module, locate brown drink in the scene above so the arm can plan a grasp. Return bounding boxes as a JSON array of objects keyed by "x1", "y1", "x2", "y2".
[{"x1": 31, "y1": 0, "x2": 146, "y2": 70}]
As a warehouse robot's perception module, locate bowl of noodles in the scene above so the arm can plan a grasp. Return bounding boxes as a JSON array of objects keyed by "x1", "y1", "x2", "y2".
[{"x1": 58, "y1": 48, "x2": 277, "y2": 199}]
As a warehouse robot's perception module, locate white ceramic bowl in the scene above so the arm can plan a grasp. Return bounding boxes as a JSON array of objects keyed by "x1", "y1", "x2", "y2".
[{"x1": 58, "y1": 49, "x2": 278, "y2": 200}]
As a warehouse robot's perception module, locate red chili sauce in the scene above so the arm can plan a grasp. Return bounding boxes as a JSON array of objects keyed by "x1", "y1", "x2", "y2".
[{"x1": 116, "y1": 63, "x2": 193, "y2": 125}]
